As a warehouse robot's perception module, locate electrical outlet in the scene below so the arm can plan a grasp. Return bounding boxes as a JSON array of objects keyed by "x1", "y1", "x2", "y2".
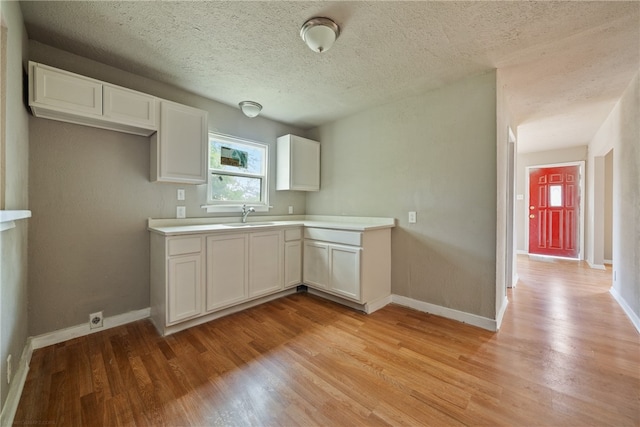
[
  {"x1": 176, "y1": 206, "x2": 186, "y2": 219},
  {"x1": 408, "y1": 211, "x2": 417, "y2": 224},
  {"x1": 90, "y1": 311, "x2": 103, "y2": 329},
  {"x1": 288, "y1": 206, "x2": 294, "y2": 214},
  {"x1": 7, "y1": 354, "x2": 12, "y2": 384},
  {"x1": 177, "y1": 189, "x2": 185, "y2": 201}
]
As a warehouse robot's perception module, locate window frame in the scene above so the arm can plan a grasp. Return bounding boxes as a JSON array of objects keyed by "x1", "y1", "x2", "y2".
[{"x1": 203, "y1": 132, "x2": 270, "y2": 213}]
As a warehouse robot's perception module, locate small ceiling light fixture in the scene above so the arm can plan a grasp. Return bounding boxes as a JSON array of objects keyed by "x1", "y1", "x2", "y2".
[
  {"x1": 239, "y1": 101, "x2": 262, "y2": 118},
  {"x1": 300, "y1": 17, "x2": 340, "y2": 53}
]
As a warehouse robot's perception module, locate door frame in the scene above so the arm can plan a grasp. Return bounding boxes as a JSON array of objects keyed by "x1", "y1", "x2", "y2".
[{"x1": 525, "y1": 161, "x2": 585, "y2": 260}]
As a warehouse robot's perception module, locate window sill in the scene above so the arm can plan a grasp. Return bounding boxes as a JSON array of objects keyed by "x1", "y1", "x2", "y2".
[
  {"x1": 0, "y1": 210, "x2": 32, "y2": 232},
  {"x1": 201, "y1": 204, "x2": 271, "y2": 214}
]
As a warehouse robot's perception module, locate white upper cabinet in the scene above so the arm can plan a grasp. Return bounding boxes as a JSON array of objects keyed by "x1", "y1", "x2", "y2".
[
  {"x1": 31, "y1": 63, "x2": 103, "y2": 116},
  {"x1": 276, "y1": 134, "x2": 320, "y2": 191},
  {"x1": 103, "y1": 85, "x2": 157, "y2": 129},
  {"x1": 151, "y1": 100, "x2": 208, "y2": 184},
  {"x1": 29, "y1": 62, "x2": 157, "y2": 136}
]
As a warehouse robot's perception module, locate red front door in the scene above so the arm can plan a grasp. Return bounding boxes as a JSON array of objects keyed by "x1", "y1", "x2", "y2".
[{"x1": 529, "y1": 165, "x2": 580, "y2": 258}]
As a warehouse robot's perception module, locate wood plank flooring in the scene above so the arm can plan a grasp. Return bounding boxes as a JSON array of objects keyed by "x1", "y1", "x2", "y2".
[{"x1": 14, "y1": 256, "x2": 640, "y2": 426}]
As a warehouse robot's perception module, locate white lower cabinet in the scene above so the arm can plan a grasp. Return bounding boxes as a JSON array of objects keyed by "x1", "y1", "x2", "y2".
[
  {"x1": 206, "y1": 233, "x2": 248, "y2": 312},
  {"x1": 303, "y1": 227, "x2": 390, "y2": 307},
  {"x1": 302, "y1": 241, "x2": 329, "y2": 289},
  {"x1": 249, "y1": 231, "x2": 283, "y2": 297},
  {"x1": 150, "y1": 223, "x2": 391, "y2": 336},
  {"x1": 168, "y1": 254, "x2": 203, "y2": 323},
  {"x1": 328, "y1": 244, "x2": 362, "y2": 300}
]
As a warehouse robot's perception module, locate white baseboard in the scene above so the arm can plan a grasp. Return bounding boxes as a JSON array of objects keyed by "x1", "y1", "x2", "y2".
[
  {"x1": 31, "y1": 307, "x2": 150, "y2": 350},
  {"x1": 0, "y1": 341, "x2": 33, "y2": 427},
  {"x1": 516, "y1": 250, "x2": 528, "y2": 255},
  {"x1": 364, "y1": 295, "x2": 392, "y2": 314},
  {"x1": 604, "y1": 259, "x2": 613, "y2": 265},
  {"x1": 391, "y1": 295, "x2": 497, "y2": 331},
  {"x1": 587, "y1": 260, "x2": 606, "y2": 270},
  {"x1": 610, "y1": 287, "x2": 640, "y2": 334},
  {"x1": 496, "y1": 296, "x2": 509, "y2": 330}
]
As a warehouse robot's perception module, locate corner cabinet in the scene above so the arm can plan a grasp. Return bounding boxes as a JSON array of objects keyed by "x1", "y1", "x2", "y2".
[
  {"x1": 29, "y1": 62, "x2": 209, "y2": 185},
  {"x1": 29, "y1": 61, "x2": 157, "y2": 136},
  {"x1": 276, "y1": 134, "x2": 320, "y2": 191},
  {"x1": 150, "y1": 100, "x2": 208, "y2": 184}
]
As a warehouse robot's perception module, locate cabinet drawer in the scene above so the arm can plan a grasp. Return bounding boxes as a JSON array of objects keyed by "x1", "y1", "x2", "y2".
[
  {"x1": 168, "y1": 236, "x2": 202, "y2": 256},
  {"x1": 284, "y1": 228, "x2": 302, "y2": 241},
  {"x1": 304, "y1": 228, "x2": 362, "y2": 246}
]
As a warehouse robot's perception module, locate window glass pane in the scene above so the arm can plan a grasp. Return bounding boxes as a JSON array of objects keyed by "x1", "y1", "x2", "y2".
[
  {"x1": 210, "y1": 140, "x2": 263, "y2": 174},
  {"x1": 549, "y1": 185, "x2": 562, "y2": 207},
  {"x1": 209, "y1": 173, "x2": 262, "y2": 202}
]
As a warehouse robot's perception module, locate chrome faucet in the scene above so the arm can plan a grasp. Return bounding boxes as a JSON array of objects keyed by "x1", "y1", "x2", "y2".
[{"x1": 241, "y1": 205, "x2": 255, "y2": 223}]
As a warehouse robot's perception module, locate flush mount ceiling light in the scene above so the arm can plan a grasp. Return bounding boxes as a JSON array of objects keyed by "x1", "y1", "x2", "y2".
[
  {"x1": 239, "y1": 101, "x2": 262, "y2": 118},
  {"x1": 300, "y1": 17, "x2": 340, "y2": 53}
]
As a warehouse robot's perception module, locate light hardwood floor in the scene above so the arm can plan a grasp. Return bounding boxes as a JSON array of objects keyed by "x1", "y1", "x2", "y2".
[{"x1": 14, "y1": 257, "x2": 640, "y2": 426}]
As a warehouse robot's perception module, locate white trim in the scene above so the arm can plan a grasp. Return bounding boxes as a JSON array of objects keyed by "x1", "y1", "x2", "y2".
[
  {"x1": 517, "y1": 249, "x2": 528, "y2": 255},
  {"x1": 524, "y1": 161, "x2": 585, "y2": 260},
  {"x1": 31, "y1": 307, "x2": 150, "y2": 350},
  {"x1": 610, "y1": 287, "x2": 640, "y2": 334},
  {"x1": 495, "y1": 296, "x2": 509, "y2": 330},
  {"x1": 586, "y1": 260, "x2": 606, "y2": 270},
  {"x1": 604, "y1": 259, "x2": 613, "y2": 265},
  {"x1": 0, "y1": 210, "x2": 31, "y2": 232},
  {"x1": 364, "y1": 295, "x2": 393, "y2": 314},
  {"x1": 391, "y1": 295, "x2": 497, "y2": 332},
  {"x1": 0, "y1": 341, "x2": 33, "y2": 427},
  {"x1": 510, "y1": 273, "x2": 519, "y2": 288}
]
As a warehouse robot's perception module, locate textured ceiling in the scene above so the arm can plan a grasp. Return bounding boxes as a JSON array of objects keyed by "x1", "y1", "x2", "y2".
[{"x1": 19, "y1": 1, "x2": 640, "y2": 152}]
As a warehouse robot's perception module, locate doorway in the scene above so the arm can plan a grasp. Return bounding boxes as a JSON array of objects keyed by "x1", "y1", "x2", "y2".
[{"x1": 527, "y1": 162, "x2": 584, "y2": 259}]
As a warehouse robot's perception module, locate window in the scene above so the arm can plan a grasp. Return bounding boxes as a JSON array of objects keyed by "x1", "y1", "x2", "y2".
[{"x1": 206, "y1": 133, "x2": 269, "y2": 212}]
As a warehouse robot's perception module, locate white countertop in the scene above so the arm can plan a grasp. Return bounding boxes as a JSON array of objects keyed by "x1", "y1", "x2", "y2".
[{"x1": 148, "y1": 215, "x2": 395, "y2": 236}]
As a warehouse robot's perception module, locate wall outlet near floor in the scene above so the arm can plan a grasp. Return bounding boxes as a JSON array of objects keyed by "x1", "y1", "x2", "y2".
[
  {"x1": 90, "y1": 311, "x2": 103, "y2": 329},
  {"x1": 177, "y1": 188, "x2": 185, "y2": 201},
  {"x1": 288, "y1": 206, "x2": 294, "y2": 214},
  {"x1": 6, "y1": 354, "x2": 12, "y2": 384},
  {"x1": 176, "y1": 206, "x2": 186, "y2": 219}
]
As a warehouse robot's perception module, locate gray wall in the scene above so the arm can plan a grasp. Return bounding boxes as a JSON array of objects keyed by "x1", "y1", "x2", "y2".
[
  {"x1": 0, "y1": 0, "x2": 29, "y2": 411},
  {"x1": 515, "y1": 146, "x2": 588, "y2": 252},
  {"x1": 589, "y1": 71, "x2": 640, "y2": 323},
  {"x1": 307, "y1": 71, "x2": 498, "y2": 320},
  {"x1": 28, "y1": 42, "x2": 306, "y2": 335}
]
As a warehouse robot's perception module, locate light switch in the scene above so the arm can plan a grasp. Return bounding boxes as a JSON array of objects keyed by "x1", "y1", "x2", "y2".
[
  {"x1": 177, "y1": 189, "x2": 185, "y2": 201},
  {"x1": 176, "y1": 206, "x2": 186, "y2": 219},
  {"x1": 408, "y1": 211, "x2": 417, "y2": 224}
]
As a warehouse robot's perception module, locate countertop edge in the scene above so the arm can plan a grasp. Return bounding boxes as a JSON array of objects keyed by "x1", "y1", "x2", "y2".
[{"x1": 148, "y1": 216, "x2": 396, "y2": 236}]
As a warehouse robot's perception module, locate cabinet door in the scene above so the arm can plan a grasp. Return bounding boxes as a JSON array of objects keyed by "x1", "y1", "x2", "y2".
[
  {"x1": 167, "y1": 254, "x2": 203, "y2": 324},
  {"x1": 33, "y1": 64, "x2": 102, "y2": 116},
  {"x1": 206, "y1": 234, "x2": 248, "y2": 311},
  {"x1": 103, "y1": 85, "x2": 157, "y2": 129},
  {"x1": 303, "y1": 241, "x2": 329, "y2": 289},
  {"x1": 154, "y1": 100, "x2": 208, "y2": 184},
  {"x1": 329, "y1": 245, "x2": 362, "y2": 301},
  {"x1": 249, "y1": 231, "x2": 283, "y2": 297},
  {"x1": 284, "y1": 240, "x2": 302, "y2": 288}
]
